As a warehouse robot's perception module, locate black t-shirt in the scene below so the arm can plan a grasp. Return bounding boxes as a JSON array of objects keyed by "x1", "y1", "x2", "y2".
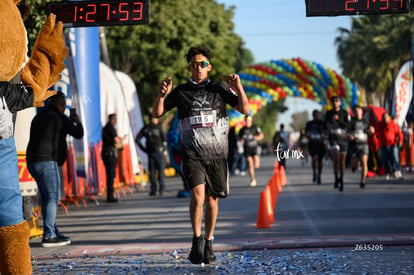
[
  {"x1": 239, "y1": 125, "x2": 261, "y2": 152},
  {"x1": 164, "y1": 79, "x2": 238, "y2": 160},
  {"x1": 305, "y1": 119, "x2": 325, "y2": 143},
  {"x1": 135, "y1": 123, "x2": 165, "y2": 153},
  {"x1": 102, "y1": 123, "x2": 117, "y2": 153},
  {"x1": 325, "y1": 109, "x2": 350, "y2": 143}
]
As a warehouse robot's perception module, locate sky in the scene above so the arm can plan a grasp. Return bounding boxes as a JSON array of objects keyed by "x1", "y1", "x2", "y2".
[{"x1": 216, "y1": 0, "x2": 353, "y2": 129}]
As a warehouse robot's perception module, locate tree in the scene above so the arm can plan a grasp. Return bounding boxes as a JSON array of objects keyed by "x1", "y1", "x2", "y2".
[
  {"x1": 104, "y1": 0, "x2": 252, "y2": 117},
  {"x1": 335, "y1": 5, "x2": 414, "y2": 102},
  {"x1": 23, "y1": 0, "x2": 50, "y2": 54}
]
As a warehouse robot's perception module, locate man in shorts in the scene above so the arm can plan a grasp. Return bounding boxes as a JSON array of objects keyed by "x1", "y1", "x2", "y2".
[
  {"x1": 348, "y1": 105, "x2": 373, "y2": 188},
  {"x1": 152, "y1": 46, "x2": 249, "y2": 264},
  {"x1": 305, "y1": 109, "x2": 326, "y2": 184},
  {"x1": 325, "y1": 96, "x2": 350, "y2": 191},
  {"x1": 239, "y1": 115, "x2": 264, "y2": 187}
]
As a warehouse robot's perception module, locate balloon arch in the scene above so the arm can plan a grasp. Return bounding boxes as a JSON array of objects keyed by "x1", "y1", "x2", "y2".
[{"x1": 228, "y1": 57, "x2": 363, "y2": 128}]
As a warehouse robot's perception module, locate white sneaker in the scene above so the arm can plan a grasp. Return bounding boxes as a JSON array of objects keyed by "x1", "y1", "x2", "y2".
[
  {"x1": 234, "y1": 169, "x2": 240, "y2": 175},
  {"x1": 240, "y1": 171, "x2": 247, "y2": 176},
  {"x1": 385, "y1": 174, "x2": 392, "y2": 180},
  {"x1": 249, "y1": 179, "x2": 257, "y2": 187},
  {"x1": 394, "y1": 170, "x2": 403, "y2": 179}
]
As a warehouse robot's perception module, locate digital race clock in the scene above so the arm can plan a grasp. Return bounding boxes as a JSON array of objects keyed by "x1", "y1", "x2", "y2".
[
  {"x1": 305, "y1": 0, "x2": 410, "y2": 17},
  {"x1": 48, "y1": 0, "x2": 150, "y2": 27}
]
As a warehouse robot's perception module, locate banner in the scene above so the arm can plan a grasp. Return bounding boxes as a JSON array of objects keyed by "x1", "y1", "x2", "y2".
[
  {"x1": 115, "y1": 70, "x2": 147, "y2": 170},
  {"x1": 100, "y1": 62, "x2": 136, "y2": 182},
  {"x1": 70, "y1": 27, "x2": 101, "y2": 192},
  {"x1": 393, "y1": 61, "x2": 413, "y2": 126},
  {"x1": 65, "y1": 29, "x2": 88, "y2": 178}
]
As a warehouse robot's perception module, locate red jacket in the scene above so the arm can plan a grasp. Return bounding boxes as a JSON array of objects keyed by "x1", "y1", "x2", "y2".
[{"x1": 377, "y1": 120, "x2": 403, "y2": 147}]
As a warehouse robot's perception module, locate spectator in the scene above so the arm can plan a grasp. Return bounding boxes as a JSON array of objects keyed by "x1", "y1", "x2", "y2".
[
  {"x1": 102, "y1": 113, "x2": 124, "y2": 203},
  {"x1": 228, "y1": 126, "x2": 246, "y2": 176},
  {"x1": 26, "y1": 92, "x2": 83, "y2": 247},
  {"x1": 377, "y1": 113, "x2": 404, "y2": 180},
  {"x1": 135, "y1": 116, "x2": 166, "y2": 196}
]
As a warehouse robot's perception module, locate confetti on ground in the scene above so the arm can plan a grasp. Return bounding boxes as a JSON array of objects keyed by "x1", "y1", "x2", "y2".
[{"x1": 31, "y1": 246, "x2": 414, "y2": 274}]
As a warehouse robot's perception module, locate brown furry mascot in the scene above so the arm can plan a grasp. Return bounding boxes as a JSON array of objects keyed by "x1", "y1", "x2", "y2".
[{"x1": 0, "y1": 1, "x2": 67, "y2": 274}]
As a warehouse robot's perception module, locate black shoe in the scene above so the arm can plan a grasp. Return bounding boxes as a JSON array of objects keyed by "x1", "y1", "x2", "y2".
[
  {"x1": 360, "y1": 182, "x2": 365, "y2": 188},
  {"x1": 334, "y1": 177, "x2": 339, "y2": 189},
  {"x1": 107, "y1": 198, "x2": 119, "y2": 203},
  {"x1": 204, "y1": 238, "x2": 216, "y2": 264},
  {"x1": 149, "y1": 191, "x2": 156, "y2": 196},
  {"x1": 41, "y1": 237, "x2": 70, "y2": 248},
  {"x1": 338, "y1": 177, "x2": 344, "y2": 192},
  {"x1": 317, "y1": 176, "x2": 321, "y2": 185},
  {"x1": 57, "y1": 234, "x2": 71, "y2": 244},
  {"x1": 189, "y1": 235, "x2": 204, "y2": 264},
  {"x1": 312, "y1": 174, "x2": 316, "y2": 182}
]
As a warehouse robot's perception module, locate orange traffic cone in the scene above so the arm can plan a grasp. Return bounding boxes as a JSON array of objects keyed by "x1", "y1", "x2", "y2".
[
  {"x1": 273, "y1": 160, "x2": 279, "y2": 174},
  {"x1": 264, "y1": 185, "x2": 275, "y2": 223},
  {"x1": 272, "y1": 172, "x2": 282, "y2": 193},
  {"x1": 256, "y1": 192, "x2": 271, "y2": 228},
  {"x1": 280, "y1": 165, "x2": 287, "y2": 186},
  {"x1": 267, "y1": 178, "x2": 278, "y2": 208}
]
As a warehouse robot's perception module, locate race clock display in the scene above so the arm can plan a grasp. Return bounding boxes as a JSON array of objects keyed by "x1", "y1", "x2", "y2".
[
  {"x1": 48, "y1": 0, "x2": 150, "y2": 27},
  {"x1": 305, "y1": 0, "x2": 410, "y2": 17}
]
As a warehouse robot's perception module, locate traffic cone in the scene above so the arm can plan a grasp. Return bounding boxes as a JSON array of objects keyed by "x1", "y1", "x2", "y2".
[
  {"x1": 273, "y1": 160, "x2": 279, "y2": 174},
  {"x1": 280, "y1": 165, "x2": 287, "y2": 186},
  {"x1": 267, "y1": 177, "x2": 278, "y2": 208},
  {"x1": 272, "y1": 172, "x2": 282, "y2": 193},
  {"x1": 264, "y1": 185, "x2": 275, "y2": 223},
  {"x1": 256, "y1": 192, "x2": 271, "y2": 228}
]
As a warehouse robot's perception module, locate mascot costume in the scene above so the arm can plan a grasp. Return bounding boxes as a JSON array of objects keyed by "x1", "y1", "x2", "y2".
[{"x1": 0, "y1": 1, "x2": 67, "y2": 274}]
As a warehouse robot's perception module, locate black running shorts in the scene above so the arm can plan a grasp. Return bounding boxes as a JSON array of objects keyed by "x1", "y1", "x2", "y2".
[
  {"x1": 308, "y1": 141, "x2": 326, "y2": 161},
  {"x1": 182, "y1": 158, "x2": 229, "y2": 198}
]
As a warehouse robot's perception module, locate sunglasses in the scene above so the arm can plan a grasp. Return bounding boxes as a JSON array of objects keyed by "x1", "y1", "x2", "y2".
[{"x1": 189, "y1": 60, "x2": 210, "y2": 69}]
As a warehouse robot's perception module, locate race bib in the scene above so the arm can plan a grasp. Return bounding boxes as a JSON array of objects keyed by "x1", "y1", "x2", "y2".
[
  {"x1": 309, "y1": 133, "x2": 322, "y2": 141},
  {"x1": 189, "y1": 111, "x2": 216, "y2": 128},
  {"x1": 330, "y1": 128, "x2": 345, "y2": 136},
  {"x1": 354, "y1": 131, "x2": 368, "y2": 142}
]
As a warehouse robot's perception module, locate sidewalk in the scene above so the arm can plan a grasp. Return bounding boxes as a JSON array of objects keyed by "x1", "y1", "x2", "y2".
[{"x1": 30, "y1": 155, "x2": 414, "y2": 274}]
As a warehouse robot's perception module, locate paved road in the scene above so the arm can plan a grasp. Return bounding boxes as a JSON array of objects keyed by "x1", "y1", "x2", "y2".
[{"x1": 29, "y1": 155, "x2": 414, "y2": 274}]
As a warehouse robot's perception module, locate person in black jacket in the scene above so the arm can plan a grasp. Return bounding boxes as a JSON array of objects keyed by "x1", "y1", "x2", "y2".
[
  {"x1": 101, "y1": 113, "x2": 123, "y2": 203},
  {"x1": 325, "y1": 96, "x2": 350, "y2": 191},
  {"x1": 135, "y1": 116, "x2": 166, "y2": 196},
  {"x1": 26, "y1": 92, "x2": 83, "y2": 247}
]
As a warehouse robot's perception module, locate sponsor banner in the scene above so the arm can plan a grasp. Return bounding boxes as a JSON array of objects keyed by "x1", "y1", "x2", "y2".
[
  {"x1": 100, "y1": 62, "x2": 138, "y2": 175},
  {"x1": 66, "y1": 29, "x2": 88, "y2": 178},
  {"x1": 393, "y1": 61, "x2": 413, "y2": 126},
  {"x1": 70, "y1": 27, "x2": 101, "y2": 189},
  {"x1": 115, "y1": 70, "x2": 147, "y2": 170}
]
